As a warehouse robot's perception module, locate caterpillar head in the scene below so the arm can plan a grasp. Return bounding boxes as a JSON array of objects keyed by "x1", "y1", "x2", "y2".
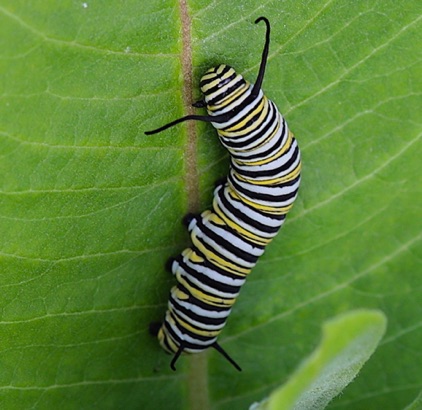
[
  {"x1": 199, "y1": 64, "x2": 249, "y2": 107},
  {"x1": 144, "y1": 17, "x2": 270, "y2": 136}
]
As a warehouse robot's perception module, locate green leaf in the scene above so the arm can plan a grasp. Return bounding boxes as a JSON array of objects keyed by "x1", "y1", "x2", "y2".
[
  {"x1": 250, "y1": 310, "x2": 387, "y2": 410},
  {"x1": 405, "y1": 392, "x2": 422, "y2": 410},
  {"x1": 0, "y1": 1, "x2": 421, "y2": 410},
  {"x1": 403, "y1": 391, "x2": 422, "y2": 410}
]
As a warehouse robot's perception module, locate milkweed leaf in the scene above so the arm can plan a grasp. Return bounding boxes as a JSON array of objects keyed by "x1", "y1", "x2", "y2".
[{"x1": 0, "y1": 1, "x2": 420, "y2": 409}]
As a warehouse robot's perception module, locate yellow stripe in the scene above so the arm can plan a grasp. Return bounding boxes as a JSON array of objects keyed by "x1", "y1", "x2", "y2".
[
  {"x1": 201, "y1": 78, "x2": 220, "y2": 92},
  {"x1": 207, "y1": 208, "x2": 270, "y2": 245},
  {"x1": 228, "y1": 189, "x2": 294, "y2": 215},
  {"x1": 177, "y1": 275, "x2": 237, "y2": 307},
  {"x1": 202, "y1": 66, "x2": 236, "y2": 94},
  {"x1": 234, "y1": 127, "x2": 293, "y2": 167},
  {"x1": 213, "y1": 200, "x2": 271, "y2": 246},
  {"x1": 220, "y1": 97, "x2": 267, "y2": 134},
  {"x1": 159, "y1": 318, "x2": 179, "y2": 353},
  {"x1": 220, "y1": 67, "x2": 236, "y2": 78},
  {"x1": 217, "y1": 64, "x2": 228, "y2": 75},
  {"x1": 218, "y1": 97, "x2": 268, "y2": 136},
  {"x1": 234, "y1": 162, "x2": 302, "y2": 186},
  {"x1": 158, "y1": 327, "x2": 165, "y2": 344},
  {"x1": 172, "y1": 285, "x2": 189, "y2": 300},
  {"x1": 237, "y1": 119, "x2": 282, "y2": 154},
  {"x1": 190, "y1": 233, "x2": 251, "y2": 276},
  {"x1": 182, "y1": 248, "x2": 204, "y2": 264},
  {"x1": 174, "y1": 315, "x2": 222, "y2": 338},
  {"x1": 208, "y1": 81, "x2": 250, "y2": 112},
  {"x1": 201, "y1": 209, "x2": 222, "y2": 224},
  {"x1": 288, "y1": 130, "x2": 295, "y2": 140},
  {"x1": 201, "y1": 72, "x2": 215, "y2": 80},
  {"x1": 158, "y1": 328, "x2": 175, "y2": 353}
]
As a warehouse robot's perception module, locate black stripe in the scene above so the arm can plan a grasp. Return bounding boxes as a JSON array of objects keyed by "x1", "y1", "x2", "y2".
[
  {"x1": 165, "y1": 322, "x2": 214, "y2": 350},
  {"x1": 222, "y1": 103, "x2": 279, "y2": 149},
  {"x1": 206, "y1": 77, "x2": 246, "y2": 105},
  {"x1": 200, "y1": 65, "x2": 232, "y2": 86},
  {"x1": 216, "y1": 186, "x2": 284, "y2": 234},
  {"x1": 195, "y1": 216, "x2": 262, "y2": 264},
  {"x1": 178, "y1": 257, "x2": 242, "y2": 295},
  {"x1": 170, "y1": 294, "x2": 229, "y2": 327},
  {"x1": 161, "y1": 327, "x2": 175, "y2": 352},
  {"x1": 209, "y1": 88, "x2": 257, "y2": 122},
  {"x1": 203, "y1": 72, "x2": 238, "y2": 96},
  {"x1": 229, "y1": 172, "x2": 300, "y2": 202},
  {"x1": 175, "y1": 281, "x2": 231, "y2": 313},
  {"x1": 231, "y1": 144, "x2": 300, "y2": 178},
  {"x1": 174, "y1": 266, "x2": 239, "y2": 305},
  {"x1": 178, "y1": 299, "x2": 229, "y2": 325},
  {"x1": 175, "y1": 251, "x2": 248, "y2": 282},
  {"x1": 190, "y1": 239, "x2": 248, "y2": 275},
  {"x1": 219, "y1": 94, "x2": 263, "y2": 132},
  {"x1": 224, "y1": 111, "x2": 283, "y2": 155}
]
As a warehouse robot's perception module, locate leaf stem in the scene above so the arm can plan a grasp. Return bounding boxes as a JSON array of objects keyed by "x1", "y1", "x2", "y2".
[
  {"x1": 180, "y1": 0, "x2": 199, "y2": 212},
  {"x1": 179, "y1": 0, "x2": 210, "y2": 408},
  {"x1": 188, "y1": 352, "x2": 210, "y2": 410}
]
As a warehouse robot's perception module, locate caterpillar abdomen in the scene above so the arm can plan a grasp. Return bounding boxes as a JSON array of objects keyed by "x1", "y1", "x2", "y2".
[{"x1": 145, "y1": 17, "x2": 301, "y2": 371}]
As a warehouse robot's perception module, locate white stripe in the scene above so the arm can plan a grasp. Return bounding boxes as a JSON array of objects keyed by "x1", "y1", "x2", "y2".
[
  {"x1": 177, "y1": 267, "x2": 241, "y2": 299},
  {"x1": 216, "y1": 185, "x2": 285, "y2": 230},
  {"x1": 219, "y1": 101, "x2": 277, "y2": 149},
  {"x1": 169, "y1": 302, "x2": 227, "y2": 331},
  {"x1": 211, "y1": 89, "x2": 263, "y2": 130},
  {"x1": 171, "y1": 289, "x2": 232, "y2": 319},
  {"x1": 205, "y1": 74, "x2": 244, "y2": 105},
  {"x1": 231, "y1": 173, "x2": 301, "y2": 197},
  {"x1": 165, "y1": 315, "x2": 217, "y2": 348},
  {"x1": 191, "y1": 221, "x2": 264, "y2": 268},
  {"x1": 182, "y1": 256, "x2": 246, "y2": 287}
]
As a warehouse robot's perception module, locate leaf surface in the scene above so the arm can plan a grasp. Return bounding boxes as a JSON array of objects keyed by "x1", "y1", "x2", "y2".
[
  {"x1": 250, "y1": 310, "x2": 387, "y2": 410},
  {"x1": 0, "y1": 1, "x2": 421, "y2": 409}
]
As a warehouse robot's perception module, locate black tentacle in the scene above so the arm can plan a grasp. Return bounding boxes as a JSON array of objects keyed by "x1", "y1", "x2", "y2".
[{"x1": 252, "y1": 17, "x2": 271, "y2": 97}]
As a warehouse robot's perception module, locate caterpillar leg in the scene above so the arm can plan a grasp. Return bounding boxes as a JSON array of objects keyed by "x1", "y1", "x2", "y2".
[
  {"x1": 212, "y1": 342, "x2": 242, "y2": 372},
  {"x1": 170, "y1": 343, "x2": 186, "y2": 371},
  {"x1": 183, "y1": 213, "x2": 207, "y2": 235},
  {"x1": 214, "y1": 176, "x2": 227, "y2": 189},
  {"x1": 149, "y1": 321, "x2": 162, "y2": 337},
  {"x1": 192, "y1": 99, "x2": 206, "y2": 108},
  {"x1": 165, "y1": 257, "x2": 175, "y2": 274},
  {"x1": 169, "y1": 341, "x2": 241, "y2": 372},
  {"x1": 149, "y1": 321, "x2": 183, "y2": 371},
  {"x1": 166, "y1": 254, "x2": 185, "y2": 275},
  {"x1": 182, "y1": 213, "x2": 196, "y2": 227}
]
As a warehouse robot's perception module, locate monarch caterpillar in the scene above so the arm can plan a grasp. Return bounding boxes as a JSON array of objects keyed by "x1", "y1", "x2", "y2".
[{"x1": 146, "y1": 17, "x2": 301, "y2": 371}]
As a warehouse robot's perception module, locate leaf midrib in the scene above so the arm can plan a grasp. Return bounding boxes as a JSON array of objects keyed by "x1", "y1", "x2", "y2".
[{"x1": 178, "y1": 0, "x2": 210, "y2": 409}]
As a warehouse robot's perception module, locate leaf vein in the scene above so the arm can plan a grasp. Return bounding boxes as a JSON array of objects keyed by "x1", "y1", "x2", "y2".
[{"x1": 0, "y1": 6, "x2": 176, "y2": 58}]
